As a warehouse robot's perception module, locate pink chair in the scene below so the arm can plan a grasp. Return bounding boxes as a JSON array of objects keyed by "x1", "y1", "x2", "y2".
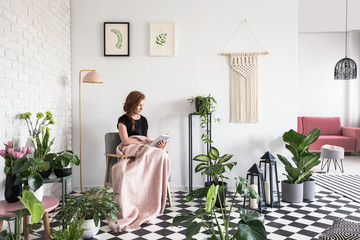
[{"x1": 297, "y1": 116, "x2": 360, "y2": 152}]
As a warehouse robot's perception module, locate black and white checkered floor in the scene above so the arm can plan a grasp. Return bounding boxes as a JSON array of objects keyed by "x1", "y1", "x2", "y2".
[{"x1": 29, "y1": 189, "x2": 360, "y2": 240}]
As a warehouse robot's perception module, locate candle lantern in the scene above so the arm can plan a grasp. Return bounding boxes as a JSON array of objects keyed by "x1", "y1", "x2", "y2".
[
  {"x1": 259, "y1": 151, "x2": 280, "y2": 208},
  {"x1": 243, "y1": 164, "x2": 266, "y2": 213}
]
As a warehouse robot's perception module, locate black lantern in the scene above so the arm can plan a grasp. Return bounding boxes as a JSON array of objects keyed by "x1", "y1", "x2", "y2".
[
  {"x1": 334, "y1": 0, "x2": 357, "y2": 80},
  {"x1": 243, "y1": 164, "x2": 266, "y2": 213},
  {"x1": 259, "y1": 151, "x2": 280, "y2": 208}
]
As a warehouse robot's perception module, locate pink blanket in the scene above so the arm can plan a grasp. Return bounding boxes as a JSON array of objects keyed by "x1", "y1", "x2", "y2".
[{"x1": 109, "y1": 135, "x2": 170, "y2": 232}]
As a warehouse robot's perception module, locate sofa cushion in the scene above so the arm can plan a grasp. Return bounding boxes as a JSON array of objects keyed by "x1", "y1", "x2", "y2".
[
  {"x1": 310, "y1": 135, "x2": 356, "y2": 151},
  {"x1": 302, "y1": 117, "x2": 342, "y2": 135}
]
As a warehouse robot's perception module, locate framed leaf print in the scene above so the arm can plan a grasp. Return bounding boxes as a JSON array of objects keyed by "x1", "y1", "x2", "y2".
[
  {"x1": 104, "y1": 22, "x2": 130, "y2": 56},
  {"x1": 150, "y1": 22, "x2": 175, "y2": 56}
]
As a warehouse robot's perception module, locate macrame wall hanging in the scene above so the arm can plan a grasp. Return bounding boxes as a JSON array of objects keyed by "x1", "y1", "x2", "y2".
[{"x1": 221, "y1": 20, "x2": 268, "y2": 123}]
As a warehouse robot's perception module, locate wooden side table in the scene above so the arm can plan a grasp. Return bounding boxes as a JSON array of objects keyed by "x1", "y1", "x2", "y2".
[{"x1": 0, "y1": 196, "x2": 59, "y2": 240}]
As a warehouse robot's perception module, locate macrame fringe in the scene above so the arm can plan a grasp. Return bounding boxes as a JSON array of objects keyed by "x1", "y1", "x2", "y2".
[{"x1": 230, "y1": 52, "x2": 259, "y2": 123}]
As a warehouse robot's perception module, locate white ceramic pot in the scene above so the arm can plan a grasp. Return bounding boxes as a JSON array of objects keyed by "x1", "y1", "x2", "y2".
[
  {"x1": 30, "y1": 185, "x2": 44, "y2": 202},
  {"x1": 81, "y1": 219, "x2": 100, "y2": 239}
]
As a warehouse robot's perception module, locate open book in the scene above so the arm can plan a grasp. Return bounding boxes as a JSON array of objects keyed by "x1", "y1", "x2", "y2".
[{"x1": 150, "y1": 131, "x2": 171, "y2": 147}]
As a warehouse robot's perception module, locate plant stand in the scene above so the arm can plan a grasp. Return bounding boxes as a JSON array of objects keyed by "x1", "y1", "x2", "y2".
[{"x1": 188, "y1": 113, "x2": 211, "y2": 192}]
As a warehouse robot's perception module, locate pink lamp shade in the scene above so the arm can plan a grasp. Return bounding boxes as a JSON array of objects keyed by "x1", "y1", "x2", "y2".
[{"x1": 82, "y1": 71, "x2": 103, "y2": 83}]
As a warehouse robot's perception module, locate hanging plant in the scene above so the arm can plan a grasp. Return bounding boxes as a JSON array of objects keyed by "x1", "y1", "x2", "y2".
[{"x1": 187, "y1": 94, "x2": 220, "y2": 144}]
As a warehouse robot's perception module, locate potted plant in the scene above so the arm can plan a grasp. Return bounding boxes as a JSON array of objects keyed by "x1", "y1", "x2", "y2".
[
  {"x1": 193, "y1": 146, "x2": 237, "y2": 207},
  {"x1": 0, "y1": 141, "x2": 34, "y2": 203},
  {"x1": 187, "y1": 94, "x2": 220, "y2": 144},
  {"x1": 277, "y1": 128, "x2": 321, "y2": 202},
  {"x1": 172, "y1": 177, "x2": 267, "y2": 240},
  {"x1": 11, "y1": 154, "x2": 50, "y2": 201},
  {"x1": 19, "y1": 111, "x2": 55, "y2": 178},
  {"x1": 46, "y1": 150, "x2": 80, "y2": 178},
  {"x1": 53, "y1": 186, "x2": 121, "y2": 239}
]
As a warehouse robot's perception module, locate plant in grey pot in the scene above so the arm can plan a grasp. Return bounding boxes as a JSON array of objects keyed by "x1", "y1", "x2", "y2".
[
  {"x1": 277, "y1": 128, "x2": 321, "y2": 202},
  {"x1": 187, "y1": 94, "x2": 220, "y2": 144},
  {"x1": 193, "y1": 146, "x2": 237, "y2": 207}
]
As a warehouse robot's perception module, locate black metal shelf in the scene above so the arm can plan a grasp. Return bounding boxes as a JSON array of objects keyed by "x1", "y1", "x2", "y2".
[{"x1": 188, "y1": 112, "x2": 212, "y2": 192}]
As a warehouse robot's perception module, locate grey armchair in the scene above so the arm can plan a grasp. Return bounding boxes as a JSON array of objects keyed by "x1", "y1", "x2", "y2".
[{"x1": 104, "y1": 132, "x2": 172, "y2": 207}]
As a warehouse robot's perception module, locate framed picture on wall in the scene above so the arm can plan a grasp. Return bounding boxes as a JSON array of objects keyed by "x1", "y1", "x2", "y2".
[
  {"x1": 104, "y1": 22, "x2": 130, "y2": 56},
  {"x1": 150, "y1": 22, "x2": 175, "y2": 56}
]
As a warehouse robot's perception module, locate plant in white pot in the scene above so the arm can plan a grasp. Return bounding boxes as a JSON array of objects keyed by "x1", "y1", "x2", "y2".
[
  {"x1": 277, "y1": 128, "x2": 321, "y2": 202},
  {"x1": 12, "y1": 153, "x2": 50, "y2": 202},
  {"x1": 53, "y1": 187, "x2": 121, "y2": 239}
]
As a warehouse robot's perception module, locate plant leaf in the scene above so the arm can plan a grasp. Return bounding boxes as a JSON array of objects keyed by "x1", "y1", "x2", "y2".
[
  {"x1": 208, "y1": 147, "x2": 219, "y2": 160},
  {"x1": 18, "y1": 190, "x2": 45, "y2": 224},
  {"x1": 193, "y1": 154, "x2": 210, "y2": 162}
]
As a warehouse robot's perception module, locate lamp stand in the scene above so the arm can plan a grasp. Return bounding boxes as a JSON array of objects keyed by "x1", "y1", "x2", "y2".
[{"x1": 79, "y1": 69, "x2": 95, "y2": 193}]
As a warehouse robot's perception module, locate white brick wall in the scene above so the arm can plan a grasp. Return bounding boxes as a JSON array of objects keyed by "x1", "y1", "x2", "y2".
[{"x1": 0, "y1": 0, "x2": 72, "y2": 199}]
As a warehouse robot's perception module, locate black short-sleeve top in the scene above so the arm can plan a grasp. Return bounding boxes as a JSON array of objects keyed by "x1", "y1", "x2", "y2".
[{"x1": 117, "y1": 114, "x2": 148, "y2": 137}]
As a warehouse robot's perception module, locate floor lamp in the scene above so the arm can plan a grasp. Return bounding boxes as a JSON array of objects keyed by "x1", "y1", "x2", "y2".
[{"x1": 79, "y1": 70, "x2": 103, "y2": 193}]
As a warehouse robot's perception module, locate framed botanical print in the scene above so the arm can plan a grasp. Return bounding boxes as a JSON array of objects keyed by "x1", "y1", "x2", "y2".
[
  {"x1": 104, "y1": 22, "x2": 130, "y2": 56},
  {"x1": 150, "y1": 22, "x2": 175, "y2": 56}
]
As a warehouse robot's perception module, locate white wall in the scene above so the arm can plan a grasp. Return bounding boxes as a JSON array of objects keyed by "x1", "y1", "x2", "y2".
[
  {"x1": 298, "y1": 0, "x2": 360, "y2": 127},
  {"x1": 72, "y1": 0, "x2": 298, "y2": 189},
  {"x1": 0, "y1": 0, "x2": 71, "y2": 197},
  {"x1": 299, "y1": 0, "x2": 360, "y2": 32}
]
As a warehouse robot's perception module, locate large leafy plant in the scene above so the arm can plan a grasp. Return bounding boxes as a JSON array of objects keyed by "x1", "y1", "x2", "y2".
[
  {"x1": 187, "y1": 94, "x2": 220, "y2": 144},
  {"x1": 54, "y1": 187, "x2": 121, "y2": 228},
  {"x1": 277, "y1": 128, "x2": 321, "y2": 184},
  {"x1": 193, "y1": 146, "x2": 237, "y2": 186},
  {"x1": 172, "y1": 177, "x2": 266, "y2": 240}
]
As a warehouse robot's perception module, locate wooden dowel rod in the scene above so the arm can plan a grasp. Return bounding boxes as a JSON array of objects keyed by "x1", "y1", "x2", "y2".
[{"x1": 221, "y1": 51, "x2": 269, "y2": 56}]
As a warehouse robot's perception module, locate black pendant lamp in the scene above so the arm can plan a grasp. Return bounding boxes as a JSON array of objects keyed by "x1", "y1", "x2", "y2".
[{"x1": 334, "y1": 0, "x2": 357, "y2": 80}]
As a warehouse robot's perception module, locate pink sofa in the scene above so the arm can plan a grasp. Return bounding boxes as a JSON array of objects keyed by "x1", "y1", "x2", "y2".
[{"x1": 297, "y1": 116, "x2": 360, "y2": 152}]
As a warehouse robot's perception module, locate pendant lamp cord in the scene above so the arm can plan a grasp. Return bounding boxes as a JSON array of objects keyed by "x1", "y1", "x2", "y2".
[{"x1": 345, "y1": 0, "x2": 348, "y2": 57}]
